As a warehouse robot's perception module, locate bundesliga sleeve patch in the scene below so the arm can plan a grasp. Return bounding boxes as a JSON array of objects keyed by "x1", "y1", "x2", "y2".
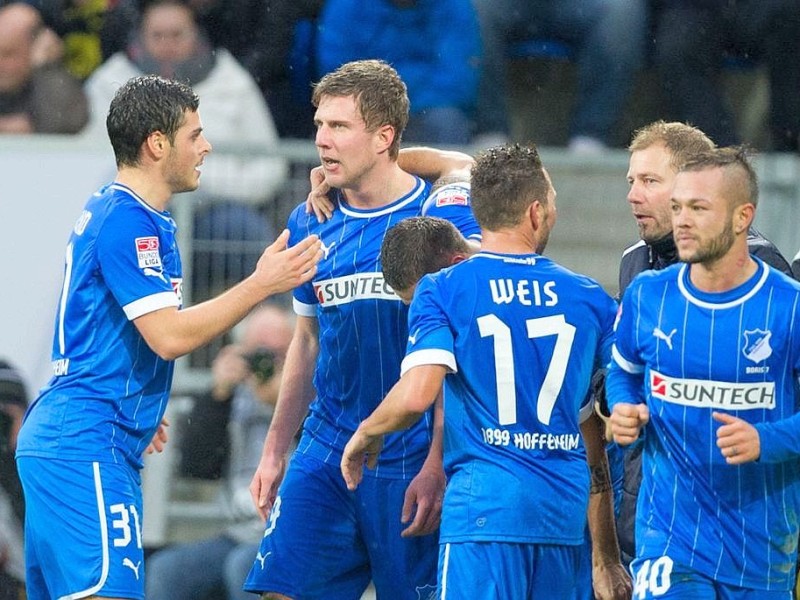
[
  {"x1": 135, "y1": 236, "x2": 162, "y2": 268},
  {"x1": 432, "y1": 185, "x2": 470, "y2": 207}
]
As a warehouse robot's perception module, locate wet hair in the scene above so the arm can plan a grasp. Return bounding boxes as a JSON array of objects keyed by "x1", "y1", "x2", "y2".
[
  {"x1": 679, "y1": 145, "x2": 759, "y2": 207},
  {"x1": 381, "y1": 217, "x2": 469, "y2": 293},
  {"x1": 106, "y1": 75, "x2": 199, "y2": 167},
  {"x1": 312, "y1": 59, "x2": 409, "y2": 159},
  {"x1": 629, "y1": 120, "x2": 715, "y2": 171},
  {"x1": 471, "y1": 143, "x2": 549, "y2": 231}
]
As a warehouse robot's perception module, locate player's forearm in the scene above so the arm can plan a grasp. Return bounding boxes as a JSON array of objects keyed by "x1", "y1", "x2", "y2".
[
  {"x1": 398, "y1": 146, "x2": 473, "y2": 182},
  {"x1": 755, "y1": 411, "x2": 800, "y2": 463},
  {"x1": 605, "y1": 360, "x2": 645, "y2": 412},
  {"x1": 261, "y1": 321, "x2": 318, "y2": 460},
  {"x1": 582, "y1": 414, "x2": 622, "y2": 566},
  {"x1": 420, "y1": 393, "x2": 444, "y2": 472}
]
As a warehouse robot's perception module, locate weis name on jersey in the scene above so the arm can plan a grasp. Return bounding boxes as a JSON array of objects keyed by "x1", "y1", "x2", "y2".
[
  {"x1": 135, "y1": 236, "x2": 162, "y2": 269},
  {"x1": 313, "y1": 273, "x2": 397, "y2": 306},
  {"x1": 490, "y1": 279, "x2": 558, "y2": 307},
  {"x1": 650, "y1": 369, "x2": 775, "y2": 410},
  {"x1": 482, "y1": 427, "x2": 580, "y2": 451}
]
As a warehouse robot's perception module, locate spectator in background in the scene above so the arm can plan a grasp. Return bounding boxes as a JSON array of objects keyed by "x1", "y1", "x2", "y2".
[
  {"x1": 84, "y1": 0, "x2": 287, "y2": 300},
  {"x1": 653, "y1": 0, "x2": 800, "y2": 152},
  {"x1": 0, "y1": 2, "x2": 88, "y2": 133},
  {"x1": 102, "y1": 0, "x2": 325, "y2": 138},
  {"x1": 147, "y1": 304, "x2": 294, "y2": 600},
  {"x1": 316, "y1": 0, "x2": 480, "y2": 145},
  {"x1": 472, "y1": 0, "x2": 646, "y2": 152},
  {"x1": 0, "y1": 359, "x2": 27, "y2": 600}
]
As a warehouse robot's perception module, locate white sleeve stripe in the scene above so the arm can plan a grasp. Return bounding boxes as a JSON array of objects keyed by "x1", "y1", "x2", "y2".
[
  {"x1": 612, "y1": 345, "x2": 644, "y2": 374},
  {"x1": 293, "y1": 298, "x2": 317, "y2": 317},
  {"x1": 123, "y1": 292, "x2": 179, "y2": 320},
  {"x1": 401, "y1": 349, "x2": 456, "y2": 376}
]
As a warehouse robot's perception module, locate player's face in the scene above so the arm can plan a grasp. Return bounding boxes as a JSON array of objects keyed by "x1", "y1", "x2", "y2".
[
  {"x1": 671, "y1": 168, "x2": 736, "y2": 264},
  {"x1": 164, "y1": 109, "x2": 212, "y2": 194},
  {"x1": 314, "y1": 95, "x2": 382, "y2": 190},
  {"x1": 626, "y1": 143, "x2": 676, "y2": 243}
]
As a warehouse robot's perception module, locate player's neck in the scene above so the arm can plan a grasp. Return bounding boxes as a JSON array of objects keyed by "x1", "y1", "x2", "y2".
[
  {"x1": 115, "y1": 167, "x2": 172, "y2": 212},
  {"x1": 688, "y1": 246, "x2": 758, "y2": 293},
  {"x1": 480, "y1": 229, "x2": 539, "y2": 255},
  {"x1": 341, "y1": 164, "x2": 416, "y2": 209}
]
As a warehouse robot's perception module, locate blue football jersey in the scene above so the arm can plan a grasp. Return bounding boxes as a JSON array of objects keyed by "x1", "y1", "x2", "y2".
[
  {"x1": 421, "y1": 181, "x2": 480, "y2": 241},
  {"x1": 403, "y1": 251, "x2": 617, "y2": 544},
  {"x1": 607, "y1": 259, "x2": 800, "y2": 591},
  {"x1": 17, "y1": 183, "x2": 183, "y2": 470},
  {"x1": 289, "y1": 176, "x2": 436, "y2": 478}
]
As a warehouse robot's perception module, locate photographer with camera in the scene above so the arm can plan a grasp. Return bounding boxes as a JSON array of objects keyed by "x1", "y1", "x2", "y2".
[{"x1": 147, "y1": 304, "x2": 294, "y2": 600}]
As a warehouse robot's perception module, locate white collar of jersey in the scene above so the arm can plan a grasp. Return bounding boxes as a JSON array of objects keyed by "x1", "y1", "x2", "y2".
[
  {"x1": 338, "y1": 177, "x2": 426, "y2": 219},
  {"x1": 109, "y1": 183, "x2": 174, "y2": 223},
  {"x1": 677, "y1": 261, "x2": 769, "y2": 310}
]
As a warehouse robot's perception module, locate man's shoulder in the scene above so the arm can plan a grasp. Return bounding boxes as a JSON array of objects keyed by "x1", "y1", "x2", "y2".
[{"x1": 746, "y1": 229, "x2": 793, "y2": 277}]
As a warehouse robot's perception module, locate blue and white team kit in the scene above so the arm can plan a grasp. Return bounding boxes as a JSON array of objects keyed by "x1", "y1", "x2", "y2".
[
  {"x1": 402, "y1": 252, "x2": 617, "y2": 598},
  {"x1": 16, "y1": 183, "x2": 183, "y2": 599},
  {"x1": 608, "y1": 259, "x2": 800, "y2": 599},
  {"x1": 243, "y1": 176, "x2": 479, "y2": 599}
]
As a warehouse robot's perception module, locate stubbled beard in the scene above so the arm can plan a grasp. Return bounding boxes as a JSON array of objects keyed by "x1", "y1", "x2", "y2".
[{"x1": 680, "y1": 217, "x2": 735, "y2": 264}]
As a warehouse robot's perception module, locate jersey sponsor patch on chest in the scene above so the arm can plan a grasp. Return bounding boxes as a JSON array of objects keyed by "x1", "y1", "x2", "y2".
[
  {"x1": 135, "y1": 236, "x2": 162, "y2": 268},
  {"x1": 650, "y1": 369, "x2": 775, "y2": 410},
  {"x1": 313, "y1": 272, "x2": 398, "y2": 306}
]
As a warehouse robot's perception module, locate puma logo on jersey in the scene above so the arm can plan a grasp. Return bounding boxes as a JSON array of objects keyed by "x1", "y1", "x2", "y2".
[
  {"x1": 122, "y1": 558, "x2": 141, "y2": 579},
  {"x1": 255, "y1": 551, "x2": 272, "y2": 570},
  {"x1": 143, "y1": 267, "x2": 167, "y2": 283},
  {"x1": 653, "y1": 327, "x2": 677, "y2": 350},
  {"x1": 408, "y1": 329, "x2": 420, "y2": 345},
  {"x1": 320, "y1": 240, "x2": 336, "y2": 260}
]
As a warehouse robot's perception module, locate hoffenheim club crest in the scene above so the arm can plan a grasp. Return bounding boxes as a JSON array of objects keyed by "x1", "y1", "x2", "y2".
[{"x1": 742, "y1": 329, "x2": 773, "y2": 363}]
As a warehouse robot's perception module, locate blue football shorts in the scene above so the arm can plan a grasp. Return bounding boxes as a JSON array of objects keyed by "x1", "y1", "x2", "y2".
[
  {"x1": 243, "y1": 452, "x2": 438, "y2": 599},
  {"x1": 17, "y1": 456, "x2": 146, "y2": 600},
  {"x1": 438, "y1": 540, "x2": 583, "y2": 600},
  {"x1": 630, "y1": 554, "x2": 793, "y2": 600}
]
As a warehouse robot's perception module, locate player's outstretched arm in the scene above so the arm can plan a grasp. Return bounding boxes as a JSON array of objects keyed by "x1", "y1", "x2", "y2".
[
  {"x1": 401, "y1": 392, "x2": 445, "y2": 538},
  {"x1": 581, "y1": 412, "x2": 632, "y2": 600},
  {"x1": 135, "y1": 231, "x2": 321, "y2": 360},
  {"x1": 340, "y1": 364, "x2": 446, "y2": 491},
  {"x1": 250, "y1": 316, "x2": 319, "y2": 520}
]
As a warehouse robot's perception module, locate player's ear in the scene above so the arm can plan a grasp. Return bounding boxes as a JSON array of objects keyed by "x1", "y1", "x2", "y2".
[
  {"x1": 375, "y1": 124, "x2": 396, "y2": 154},
  {"x1": 145, "y1": 130, "x2": 167, "y2": 158},
  {"x1": 734, "y1": 203, "x2": 755, "y2": 234},
  {"x1": 528, "y1": 200, "x2": 542, "y2": 230}
]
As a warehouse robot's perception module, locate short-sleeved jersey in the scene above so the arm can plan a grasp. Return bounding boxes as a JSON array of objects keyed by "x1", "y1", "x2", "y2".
[
  {"x1": 421, "y1": 181, "x2": 480, "y2": 241},
  {"x1": 17, "y1": 183, "x2": 182, "y2": 471},
  {"x1": 402, "y1": 251, "x2": 617, "y2": 544},
  {"x1": 289, "y1": 176, "x2": 436, "y2": 478},
  {"x1": 608, "y1": 259, "x2": 800, "y2": 591}
]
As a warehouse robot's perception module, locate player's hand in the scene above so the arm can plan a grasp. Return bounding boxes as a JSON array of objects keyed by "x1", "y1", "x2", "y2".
[
  {"x1": 713, "y1": 411, "x2": 761, "y2": 464},
  {"x1": 145, "y1": 417, "x2": 169, "y2": 454},
  {"x1": 592, "y1": 562, "x2": 633, "y2": 600},
  {"x1": 305, "y1": 166, "x2": 335, "y2": 223},
  {"x1": 253, "y1": 230, "x2": 322, "y2": 296},
  {"x1": 400, "y1": 462, "x2": 444, "y2": 538},
  {"x1": 340, "y1": 429, "x2": 384, "y2": 491},
  {"x1": 249, "y1": 454, "x2": 286, "y2": 521},
  {"x1": 610, "y1": 403, "x2": 649, "y2": 446}
]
